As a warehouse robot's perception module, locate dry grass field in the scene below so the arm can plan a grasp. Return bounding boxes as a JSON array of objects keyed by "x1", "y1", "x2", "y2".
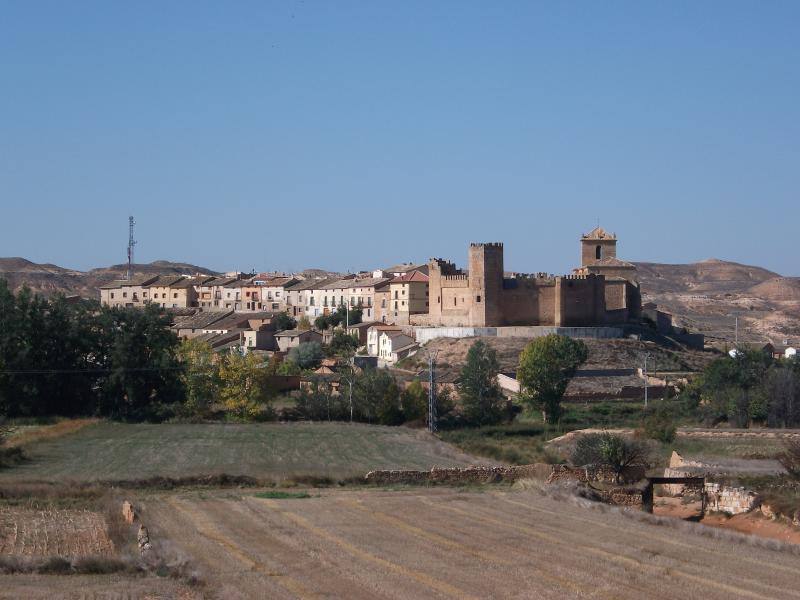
[
  {"x1": 0, "y1": 507, "x2": 113, "y2": 557},
  {"x1": 139, "y1": 487, "x2": 800, "y2": 599},
  {"x1": 1, "y1": 421, "x2": 482, "y2": 484}
]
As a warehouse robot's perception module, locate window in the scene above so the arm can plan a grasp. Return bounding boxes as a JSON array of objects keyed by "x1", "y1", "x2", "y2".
[
  {"x1": 143, "y1": 291, "x2": 148, "y2": 297},
  {"x1": 173, "y1": 293, "x2": 178, "y2": 298},
  {"x1": 453, "y1": 298, "x2": 457, "y2": 306},
  {"x1": 596, "y1": 245, "x2": 602, "y2": 260},
  {"x1": 394, "y1": 301, "x2": 398, "y2": 309},
  {"x1": 110, "y1": 292, "x2": 115, "y2": 299},
  {"x1": 310, "y1": 297, "x2": 315, "y2": 306},
  {"x1": 123, "y1": 292, "x2": 127, "y2": 298},
  {"x1": 476, "y1": 295, "x2": 481, "y2": 302}
]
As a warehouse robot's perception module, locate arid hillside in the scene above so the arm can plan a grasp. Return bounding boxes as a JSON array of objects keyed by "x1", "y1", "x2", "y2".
[
  {"x1": 0, "y1": 257, "x2": 219, "y2": 299},
  {"x1": 635, "y1": 259, "x2": 800, "y2": 345}
]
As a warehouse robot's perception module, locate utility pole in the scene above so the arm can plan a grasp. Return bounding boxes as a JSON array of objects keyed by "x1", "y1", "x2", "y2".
[
  {"x1": 126, "y1": 216, "x2": 137, "y2": 281},
  {"x1": 426, "y1": 349, "x2": 439, "y2": 433},
  {"x1": 643, "y1": 352, "x2": 651, "y2": 408},
  {"x1": 735, "y1": 315, "x2": 739, "y2": 348}
]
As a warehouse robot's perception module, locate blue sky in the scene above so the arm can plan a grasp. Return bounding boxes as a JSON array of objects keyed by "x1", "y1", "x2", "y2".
[{"x1": 1, "y1": 1, "x2": 798, "y2": 275}]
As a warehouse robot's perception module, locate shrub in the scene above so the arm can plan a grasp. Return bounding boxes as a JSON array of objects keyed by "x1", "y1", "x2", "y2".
[
  {"x1": 72, "y1": 556, "x2": 129, "y2": 575},
  {"x1": 778, "y1": 439, "x2": 800, "y2": 480},
  {"x1": 641, "y1": 401, "x2": 677, "y2": 443},
  {"x1": 37, "y1": 557, "x2": 72, "y2": 575},
  {"x1": 288, "y1": 342, "x2": 324, "y2": 370},
  {"x1": 571, "y1": 433, "x2": 605, "y2": 466},
  {"x1": 571, "y1": 432, "x2": 650, "y2": 480}
]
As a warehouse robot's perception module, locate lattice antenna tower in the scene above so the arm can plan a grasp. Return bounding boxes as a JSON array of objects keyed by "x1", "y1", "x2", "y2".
[{"x1": 127, "y1": 216, "x2": 137, "y2": 281}]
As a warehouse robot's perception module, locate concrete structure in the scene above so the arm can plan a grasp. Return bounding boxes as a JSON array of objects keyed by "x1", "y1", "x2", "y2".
[{"x1": 415, "y1": 231, "x2": 641, "y2": 328}]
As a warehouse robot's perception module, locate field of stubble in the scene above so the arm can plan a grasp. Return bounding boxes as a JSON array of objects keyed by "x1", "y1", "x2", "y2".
[{"x1": 141, "y1": 487, "x2": 800, "y2": 599}]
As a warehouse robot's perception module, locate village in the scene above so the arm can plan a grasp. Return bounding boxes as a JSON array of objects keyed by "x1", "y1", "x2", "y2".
[{"x1": 98, "y1": 227, "x2": 700, "y2": 364}]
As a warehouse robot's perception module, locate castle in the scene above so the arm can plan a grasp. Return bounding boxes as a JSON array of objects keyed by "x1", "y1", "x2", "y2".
[{"x1": 410, "y1": 227, "x2": 641, "y2": 328}]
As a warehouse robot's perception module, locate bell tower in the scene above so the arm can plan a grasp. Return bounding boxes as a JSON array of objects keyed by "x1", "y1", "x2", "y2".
[{"x1": 581, "y1": 226, "x2": 617, "y2": 266}]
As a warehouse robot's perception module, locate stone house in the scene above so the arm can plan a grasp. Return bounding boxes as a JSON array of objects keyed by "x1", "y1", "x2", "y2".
[
  {"x1": 253, "y1": 275, "x2": 299, "y2": 312},
  {"x1": 388, "y1": 271, "x2": 429, "y2": 325},
  {"x1": 100, "y1": 275, "x2": 159, "y2": 308},
  {"x1": 274, "y1": 329, "x2": 323, "y2": 353},
  {"x1": 366, "y1": 324, "x2": 403, "y2": 357},
  {"x1": 377, "y1": 331, "x2": 418, "y2": 364}
]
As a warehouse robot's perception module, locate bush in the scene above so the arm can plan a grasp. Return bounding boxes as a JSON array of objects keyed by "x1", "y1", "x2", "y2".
[
  {"x1": 641, "y1": 401, "x2": 677, "y2": 443},
  {"x1": 779, "y1": 439, "x2": 800, "y2": 480},
  {"x1": 571, "y1": 432, "x2": 650, "y2": 480},
  {"x1": 571, "y1": 433, "x2": 605, "y2": 466},
  {"x1": 272, "y1": 313, "x2": 297, "y2": 332},
  {"x1": 401, "y1": 381, "x2": 427, "y2": 423},
  {"x1": 287, "y1": 342, "x2": 324, "y2": 370},
  {"x1": 37, "y1": 557, "x2": 72, "y2": 575}
]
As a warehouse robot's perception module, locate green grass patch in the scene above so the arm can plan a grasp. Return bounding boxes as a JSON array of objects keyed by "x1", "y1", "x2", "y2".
[
  {"x1": 0, "y1": 421, "x2": 478, "y2": 483},
  {"x1": 671, "y1": 437, "x2": 785, "y2": 460},
  {"x1": 254, "y1": 490, "x2": 311, "y2": 499},
  {"x1": 559, "y1": 400, "x2": 646, "y2": 430},
  {"x1": 440, "y1": 423, "x2": 563, "y2": 465}
]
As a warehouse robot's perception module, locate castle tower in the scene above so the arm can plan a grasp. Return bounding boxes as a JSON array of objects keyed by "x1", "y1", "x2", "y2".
[
  {"x1": 580, "y1": 226, "x2": 617, "y2": 266},
  {"x1": 468, "y1": 242, "x2": 504, "y2": 326}
]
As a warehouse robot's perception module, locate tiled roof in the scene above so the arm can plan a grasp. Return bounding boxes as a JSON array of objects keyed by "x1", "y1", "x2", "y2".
[
  {"x1": 581, "y1": 226, "x2": 616, "y2": 241},
  {"x1": 584, "y1": 257, "x2": 635, "y2": 268},
  {"x1": 391, "y1": 271, "x2": 429, "y2": 283}
]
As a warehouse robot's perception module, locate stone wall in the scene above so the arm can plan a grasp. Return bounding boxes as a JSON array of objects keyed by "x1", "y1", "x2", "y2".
[
  {"x1": 704, "y1": 482, "x2": 759, "y2": 515},
  {"x1": 364, "y1": 464, "x2": 553, "y2": 485},
  {"x1": 546, "y1": 464, "x2": 646, "y2": 485},
  {"x1": 596, "y1": 486, "x2": 645, "y2": 509}
]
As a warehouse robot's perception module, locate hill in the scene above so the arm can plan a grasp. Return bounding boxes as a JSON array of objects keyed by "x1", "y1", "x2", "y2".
[
  {"x1": 635, "y1": 259, "x2": 799, "y2": 345},
  {"x1": 0, "y1": 258, "x2": 219, "y2": 298}
]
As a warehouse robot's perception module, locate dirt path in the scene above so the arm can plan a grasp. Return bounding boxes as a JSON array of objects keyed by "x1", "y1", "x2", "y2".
[{"x1": 142, "y1": 488, "x2": 800, "y2": 599}]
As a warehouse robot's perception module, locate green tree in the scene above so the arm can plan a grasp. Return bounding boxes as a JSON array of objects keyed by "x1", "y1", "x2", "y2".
[
  {"x1": 177, "y1": 338, "x2": 219, "y2": 418},
  {"x1": 314, "y1": 315, "x2": 330, "y2": 330},
  {"x1": 401, "y1": 380, "x2": 427, "y2": 423},
  {"x1": 287, "y1": 341, "x2": 324, "y2": 370},
  {"x1": 297, "y1": 316, "x2": 312, "y2": 331},
  {"x1": 217, "y1": 351, "x2": 272, "y2": 420},
  {"x1": 327, "y1": 330, "x2": 358, "y2": 356},
  {"x1": 458, "y1": 340, "x2": 505, "y2": 426},
  {"x1": 353, "y1": 368, "x2": 402, "y2": 424},
  {"x1": 95, "y1": 304, "x2": 185, "y2": 422},
  {"x1": 641, "y1": 400, "x2": 677, "y2": 443},
  {"x1": 517, "y1": 335, "x2": 588, "y2": 424},
  {"x1": 272, "y1": 313, "x2": 297, "y2": 332}
]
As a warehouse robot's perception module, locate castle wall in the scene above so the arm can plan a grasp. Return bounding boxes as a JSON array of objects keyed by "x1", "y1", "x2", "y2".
[
  {"x1": 555, "y1": 275, "x2": 606, "y2": 327},
  {"x1": 421, "y1": 241, "x2": 638, "y2": 329}
]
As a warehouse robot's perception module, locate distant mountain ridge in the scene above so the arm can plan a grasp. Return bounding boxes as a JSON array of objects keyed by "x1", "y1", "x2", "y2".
[
  {"x1": 0, "y1": 258, "x2": 219, "y2": 298},
  {"x1": 635, "y1": 259, "x2": 799, "y2": 345}
]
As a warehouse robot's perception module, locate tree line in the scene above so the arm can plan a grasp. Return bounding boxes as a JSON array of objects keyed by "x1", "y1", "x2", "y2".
[{"x1": 0, "y1": 280, "x2": 184, "y2": 421}]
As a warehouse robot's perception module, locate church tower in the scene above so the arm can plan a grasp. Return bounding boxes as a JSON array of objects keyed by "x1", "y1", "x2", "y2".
[{"x1": 580, "y1": 226, "x2": 617, "y2": 267}]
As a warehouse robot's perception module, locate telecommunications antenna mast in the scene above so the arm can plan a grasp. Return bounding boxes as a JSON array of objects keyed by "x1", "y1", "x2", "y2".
[{"x1": 127, "y1": 216, "x2": 137, "y2": 281}]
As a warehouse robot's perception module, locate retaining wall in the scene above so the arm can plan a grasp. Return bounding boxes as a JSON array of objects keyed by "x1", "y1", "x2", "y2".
[
  {"x1": 546, "y1": 464, "x2": 646, "y2": 485},
  {"x1": 364, "y1": 464, "x2": 553, "y2": 485},
  {"x1": 413, "y1": 326, "x2": 624, "y2": 345}
]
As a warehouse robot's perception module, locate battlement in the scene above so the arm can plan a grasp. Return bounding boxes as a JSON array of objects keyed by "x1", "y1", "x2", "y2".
[
  {"x1": 560, "y1": 273, "x2": 602, "y2": 281},
  {"x1": 470, "y1": 242, "x2": 504, "y2": 249},
  {"x1": 442, "y1": 274, "x2": 469, "y2": 281}
]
